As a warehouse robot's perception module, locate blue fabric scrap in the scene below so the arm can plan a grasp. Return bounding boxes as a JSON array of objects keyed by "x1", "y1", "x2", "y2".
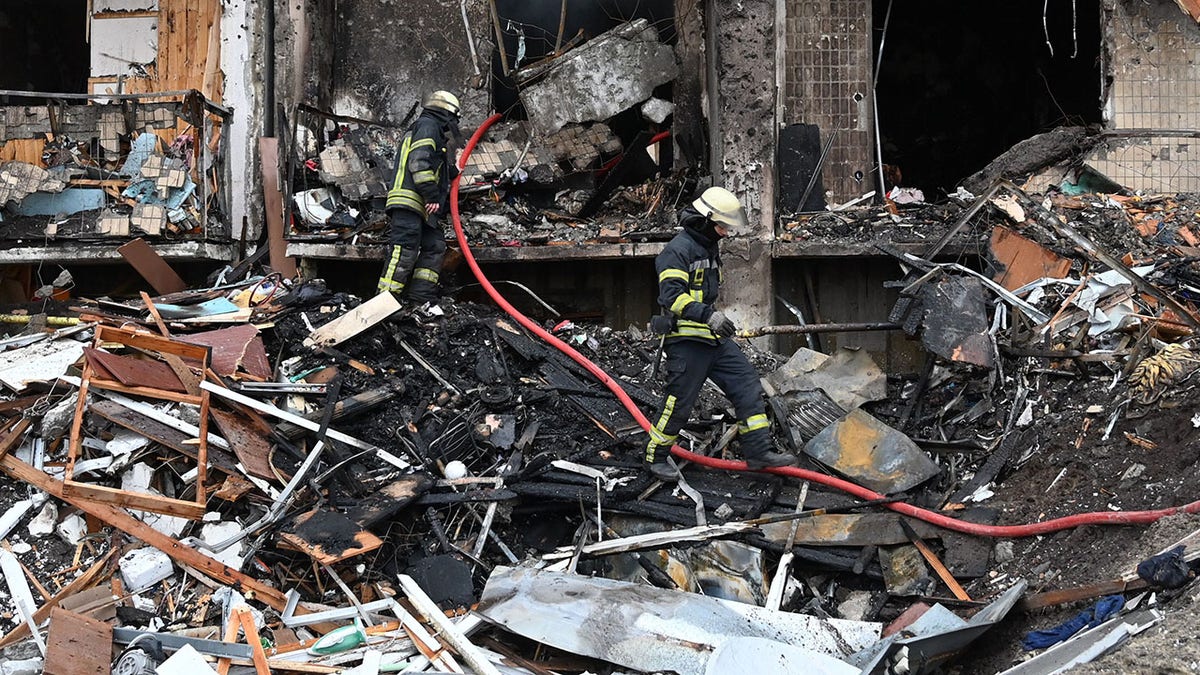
[{"x1": 1021, "y1": 594, "x2": 1125, "y2": 650}]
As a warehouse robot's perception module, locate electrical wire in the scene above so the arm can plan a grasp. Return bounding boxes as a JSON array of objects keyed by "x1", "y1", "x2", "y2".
[{"x1": 450, "y1": 113, "x2": 1200, "y2": 539}]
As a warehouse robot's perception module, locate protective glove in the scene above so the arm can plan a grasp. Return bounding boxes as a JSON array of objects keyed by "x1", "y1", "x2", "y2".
[{"x1": 706, "y1": 310, "x2": 737, "y2": 338}]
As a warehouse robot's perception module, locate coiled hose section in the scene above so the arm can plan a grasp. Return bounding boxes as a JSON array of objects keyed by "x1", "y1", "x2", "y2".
[{"x1": 451, "y1": 113, "x2": 1200, "y2": 538}]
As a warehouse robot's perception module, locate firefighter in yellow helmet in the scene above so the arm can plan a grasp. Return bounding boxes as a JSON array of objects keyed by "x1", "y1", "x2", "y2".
[
  {"x1": 377, "y1": 90, "x2": 462, "y2": 303},
  {"x1": 643, "y1": 187, "x2": 798, "y2": 480}
]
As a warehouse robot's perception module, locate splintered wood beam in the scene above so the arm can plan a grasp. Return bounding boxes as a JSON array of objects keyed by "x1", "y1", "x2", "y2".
[
  {"x1": 1019, "y1": 577, "x2": 1150, "y2": 612},
  {"x1": 899, "y1": 519, "x2": 970, "y2": 602}
]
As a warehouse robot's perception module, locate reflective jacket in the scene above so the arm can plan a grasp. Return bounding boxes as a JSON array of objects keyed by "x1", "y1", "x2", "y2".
[
  {"x1": 655, "y1": 209, "x2": 722, "y2": 342},
  {"x1": 385, "y1": 110, "x2": 454, "y2": 219}
]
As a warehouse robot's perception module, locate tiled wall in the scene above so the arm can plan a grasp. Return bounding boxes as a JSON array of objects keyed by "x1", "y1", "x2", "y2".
[
  {"x1": 1086, "y1": 0, "x2": 1200, "y2": 192},
  {"x1": 782, "y1": 0, "x2": 874, "y2": 204}
]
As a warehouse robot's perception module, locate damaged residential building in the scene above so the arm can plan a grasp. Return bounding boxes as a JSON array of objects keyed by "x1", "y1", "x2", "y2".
[
  {"x1": 272, "y1": 0, "x2": 1200, "y2": 369},
  {"x1": 3, "y1": 1, "x2": 1200, "y2": 674},
  {"x1": 1, "y1": 0, "x2": 1197, "y2": 348}
]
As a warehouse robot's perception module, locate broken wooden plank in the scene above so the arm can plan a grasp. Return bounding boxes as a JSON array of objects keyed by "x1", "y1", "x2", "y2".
[
  {"x1": 303, "y1": 292, "x2": 402, "y2": 349},
  {"x1": 759, "y1": 513, "x2": 942, "y2": 548},
  {"x1": 217, "y1": 605, "x2": 271, "y2": 675},
  {"x1": 399, "y1": 573, "x2": 502, "y2": 675},
  {"x1": 90, "y1": 399, "x2": 240, "y2": 476},
  {"x1": 0, "y1": 418, "x2": 31, "y2": 460},
  {"x1": 344, "y1": 475, "x2": 433, "y2": 528},
  {"x1": 277, "y1": 509, "x2": 383, "y2": 565},
  {"x1": 201, "y1": 381, "x2": 410, "y2": 469},
  {"x1": 1018, "y1": 577, "x2": 1150, "y2": 612},
  {"x1": 44, "y1": 607, "x2": 112, "y2": 675},
  {"x1": 64, "y1": 482, "x2": 206, "y2": 520},
  {"x1": 85, "y1": 347, "x2": 187, "y2": 393},
  {"x1": 260, "y1": 138, "x2": 298, "y2": 279},
  {"x1": 118, "y1": 237, "x2": 188, "y2": 295},
  {"x1": 210, "y1": 409, "x2": 275, "y2": 481},
  {"x1": 899, "y1": 519, "x2": 970, "y2": 601},
  {"x1": 140, "y1": 291, "x2": 172, "y2": 337}
]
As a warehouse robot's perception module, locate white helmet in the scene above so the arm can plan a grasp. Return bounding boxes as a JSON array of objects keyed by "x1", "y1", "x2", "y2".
[
  {"x1": 692, "y1": 186, "x2": 748, "y2": 231},
  {"x1": 424, "y1": 90, "x2": 461, "y2": 115}
]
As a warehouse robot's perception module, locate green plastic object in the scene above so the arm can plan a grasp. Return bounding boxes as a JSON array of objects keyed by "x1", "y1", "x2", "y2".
[{"x1": 306, "y1": 619, "x2": 367, "y2": 656}]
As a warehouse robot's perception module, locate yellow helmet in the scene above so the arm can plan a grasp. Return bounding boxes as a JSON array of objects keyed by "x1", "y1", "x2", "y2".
[
  {"x1": 692, "y1": 187, "x2": 748, "y2": 231},
  {"x1": 424, "y1": 90, "x2": 461, "y2": 115}
]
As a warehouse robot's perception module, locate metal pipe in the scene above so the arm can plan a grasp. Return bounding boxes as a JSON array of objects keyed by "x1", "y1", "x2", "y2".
[{"x1": 737, "y1": 322, "x2": 900, "y2": 337}]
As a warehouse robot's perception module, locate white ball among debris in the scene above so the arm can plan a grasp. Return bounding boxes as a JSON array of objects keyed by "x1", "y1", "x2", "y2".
[{"x1": 443, "y1": 460, "x2": 468, "y2": 480}]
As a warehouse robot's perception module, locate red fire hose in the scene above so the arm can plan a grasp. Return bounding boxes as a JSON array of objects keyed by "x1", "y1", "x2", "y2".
[{"x1": 451, "y1": 114, "x2": 1200, "y2": 538}]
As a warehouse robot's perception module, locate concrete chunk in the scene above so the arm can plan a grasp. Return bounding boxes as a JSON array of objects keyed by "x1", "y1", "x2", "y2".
[
  {"x1": 517, "y1": 19, "x2": 679, "y2": 135},
  {"x1": 119, "y1": 547, "x2": 176, "y2": 590}
]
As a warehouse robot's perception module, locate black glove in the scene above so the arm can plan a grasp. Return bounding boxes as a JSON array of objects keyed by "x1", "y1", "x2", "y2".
[{"x1": 706, "y1": 310, "x2": 736, "y2": 337}]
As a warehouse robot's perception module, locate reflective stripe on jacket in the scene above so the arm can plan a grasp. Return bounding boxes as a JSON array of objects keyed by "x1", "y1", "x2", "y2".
[
  {"x1": 385, "y1": 113, "x2": 448, "y2": 218},
  {"x1": 655, "y1": 223, "x2": 722, "y2": 342}
]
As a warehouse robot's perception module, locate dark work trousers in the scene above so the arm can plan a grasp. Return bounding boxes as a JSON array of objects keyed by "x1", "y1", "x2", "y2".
[
  {"x1": 376, "y1": 208, "x2": 447, "y2": 301},
  {"x1": 644, "y1": 338, "x2": 772, "y2": 463}
]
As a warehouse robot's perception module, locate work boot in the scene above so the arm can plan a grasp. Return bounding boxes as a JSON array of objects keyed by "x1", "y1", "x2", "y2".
[
  {"x1": 406, "y1": 277, "x2": 441, "y2": 304},
  {"x1": 744, "y1": 450, "x2": 799, "y2": 470},
  {"x1": 643, "y1": 457, "x2": 679, "y2": 481}
]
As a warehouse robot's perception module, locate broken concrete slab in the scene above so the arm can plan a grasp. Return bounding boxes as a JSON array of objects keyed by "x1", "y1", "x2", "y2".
[
  {"x1": 477, "y1": 566, "x2": 880, "y2": 675},
  {"x1": 804, "y1": 409, "x2": 941, "y2": 494},
  {"x1": 641, "y1": 97, "x2": 675, "y2": 124},
  {"x1": 131, "y1": 203, "x2": 166, "y2": 236},
  {"x1": 545, "y1": 123, "x2": 623, "y2": 173},
  {"x1": 318, "y1": 143, "x2": 384, "y2": 200},
  {"x1": 119, "y1": 546, "x2": 176, "y2": 590},
  {"x1": 459, "y1": 122, "x2": 563, "y2": 185},
  {"x1": 516, "y1": 19, "x2": 680, "y2": 135}
]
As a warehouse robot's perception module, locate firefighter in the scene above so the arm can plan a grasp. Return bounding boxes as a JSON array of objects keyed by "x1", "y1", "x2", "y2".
[
  {"x1": 377, "y1": 90, "x2": 461, "y2": 304},
  {"x1": 644, "y1": 187, "x2": 799, "y2": 480}
]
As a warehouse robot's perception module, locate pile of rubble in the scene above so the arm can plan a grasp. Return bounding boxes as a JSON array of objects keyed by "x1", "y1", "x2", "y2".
[
  {"x1": 286, "y1": 19, "x2": 682, "y2": 250},
  {"x1": 4, "y1": 174, "x2": 1200, "y2": 673},
  {"x1": 0, "y1": 95, "x2": 230, "y2": 242}
]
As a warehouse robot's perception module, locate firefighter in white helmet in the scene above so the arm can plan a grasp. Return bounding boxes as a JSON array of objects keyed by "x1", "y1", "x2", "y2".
[
  {"x1": 378, "y1": 90, "x2": 462, "y2": 303},
  {"x1": 643, "y1": 187, "x2": 798, "y2": 480}
]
